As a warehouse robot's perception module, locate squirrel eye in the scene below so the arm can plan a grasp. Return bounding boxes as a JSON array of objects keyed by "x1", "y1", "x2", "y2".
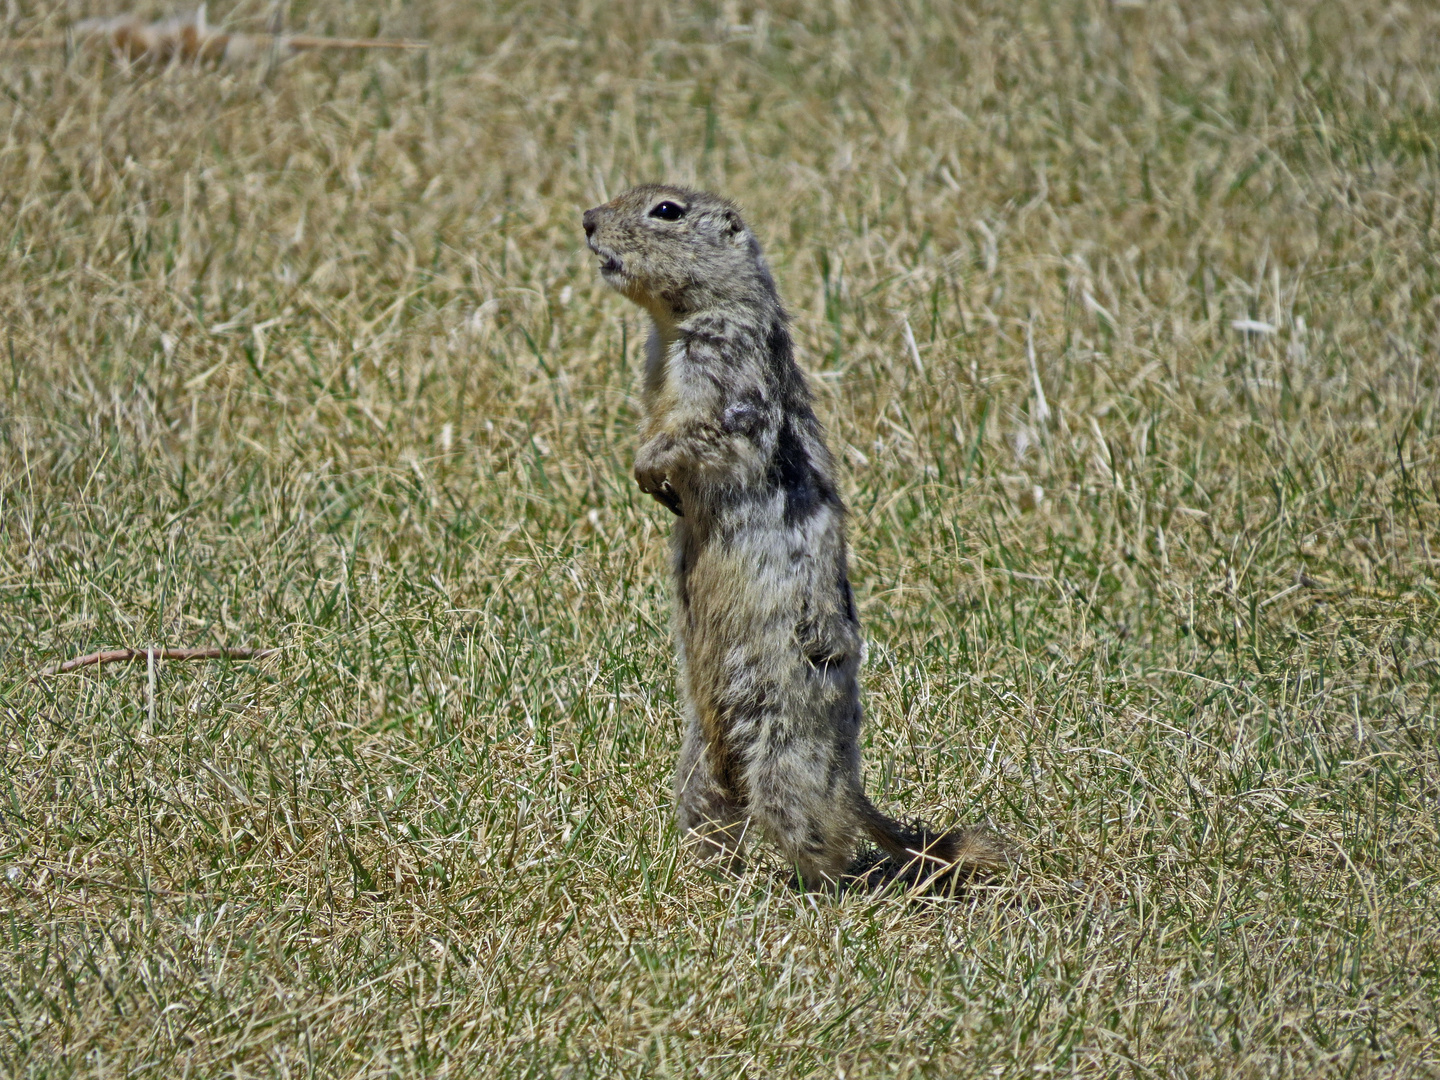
[{"x1": 649, "y1": 201, "x2": 686, "y2": 221}]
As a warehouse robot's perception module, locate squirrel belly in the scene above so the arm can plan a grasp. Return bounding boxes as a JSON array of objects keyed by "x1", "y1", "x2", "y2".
[{"x1": 584, "y1": 185, "x2": 1009, "y2": 889}]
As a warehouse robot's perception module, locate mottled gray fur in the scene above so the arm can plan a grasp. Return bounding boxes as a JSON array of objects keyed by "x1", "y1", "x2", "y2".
[{"x1": 583, "y1": 184, "x2": 1008, "y2": 888}]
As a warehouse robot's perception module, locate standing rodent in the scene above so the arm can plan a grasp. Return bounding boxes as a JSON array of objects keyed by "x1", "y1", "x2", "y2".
[{"x1": 583, "y1": 184, "x2": 1008, "y2": 889}]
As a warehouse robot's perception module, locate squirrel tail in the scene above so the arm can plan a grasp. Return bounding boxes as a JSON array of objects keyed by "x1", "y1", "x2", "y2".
[{"x1": 853, "y1": 792, "x2": 1010, "y2": 889}]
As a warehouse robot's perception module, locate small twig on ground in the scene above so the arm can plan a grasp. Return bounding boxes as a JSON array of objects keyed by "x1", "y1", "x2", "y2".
[{"x1": 42, "y1": 647, "x2": 278, "y2": 677}]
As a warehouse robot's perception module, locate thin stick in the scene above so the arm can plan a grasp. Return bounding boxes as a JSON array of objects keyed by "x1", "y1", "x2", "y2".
[
  {"x1": 146, "y1": 646, "x2": 157, "y2": 730},
  {"x1": 1025, "y1": 317, "x2": 1051, "y2": 425},
  {"x1": 43, "y1": 647, "x2": 278, "y2": 677}
]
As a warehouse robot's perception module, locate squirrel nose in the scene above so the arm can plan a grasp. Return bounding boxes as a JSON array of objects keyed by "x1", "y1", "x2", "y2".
[{"x1": 582, "y1": 209, "x2": 598, "y2": 237}]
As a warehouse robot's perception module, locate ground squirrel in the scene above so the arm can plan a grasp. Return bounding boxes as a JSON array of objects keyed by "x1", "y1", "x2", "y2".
[{"x1": 583, "y1": 185, "x2": 1009, "y2": 889}]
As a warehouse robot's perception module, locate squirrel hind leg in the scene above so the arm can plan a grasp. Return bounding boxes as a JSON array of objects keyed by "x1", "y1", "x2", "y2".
[
  {"x1": 675, "y1": 723, "x2": 750, "y2": 875},
  {"x1": 745, "y1": 769, "x2": 862, "y2": 891},
  {"x1": 750, "y1": 803, "x2": 855, "y2": 892},
  {"x1": 786, "y1": 842, "x2": 854, "y2": 893},
  {"x1": 679, "y1": 818, "x2": 749, "y2": 875}
]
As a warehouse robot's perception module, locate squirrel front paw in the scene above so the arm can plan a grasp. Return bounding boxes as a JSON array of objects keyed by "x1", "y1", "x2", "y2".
[
  {"x1": 648, "y1": 483, "x2": 684, "y2": 516},
  {"x1": 635, "y1": 442, "x2": 684, "y2": 516}
]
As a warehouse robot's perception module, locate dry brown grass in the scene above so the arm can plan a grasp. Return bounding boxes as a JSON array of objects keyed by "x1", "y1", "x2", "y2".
[{"x1": 1, "y1": 0, "x2": 1438, "y2": 1076}]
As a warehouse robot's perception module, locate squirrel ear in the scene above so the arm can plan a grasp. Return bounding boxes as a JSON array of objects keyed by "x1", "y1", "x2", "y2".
[{"x1": 721, "y1": 208, "x2": 743, "y2": 236}]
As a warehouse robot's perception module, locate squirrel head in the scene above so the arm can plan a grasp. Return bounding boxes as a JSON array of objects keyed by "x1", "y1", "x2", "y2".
[{"x1": 583, "y1": 185, "x2": 777, "y2": 323}]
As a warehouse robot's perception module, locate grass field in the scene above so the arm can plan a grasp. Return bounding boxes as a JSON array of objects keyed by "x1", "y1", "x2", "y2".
[{"x1": 1, "y1": 0, "x2": 1438, "y2": 1075}]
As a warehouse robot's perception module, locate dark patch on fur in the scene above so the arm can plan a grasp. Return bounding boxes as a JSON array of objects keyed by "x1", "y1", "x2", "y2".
[
  {"x1": 839, "y1": 573, "x2": 858, "y2": 624},
  {"x1": 674, "y1": 542, "x2": 691, "y2": 611},
  {"x1": 703, "y1": 724, "x2": 745, "y2": 807},
  {"x1": 765, "y1": 319, "x2": 800, "y2": 388},
  {"x1": 764, "y1": 318, "x2": 823, "y2": 428},
  {"x1": 768, "y1": 420, "x2": 834, "y2": 526},
  {"x1": 765, "y1": 319, "x2": 792, "y2": 366}
]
